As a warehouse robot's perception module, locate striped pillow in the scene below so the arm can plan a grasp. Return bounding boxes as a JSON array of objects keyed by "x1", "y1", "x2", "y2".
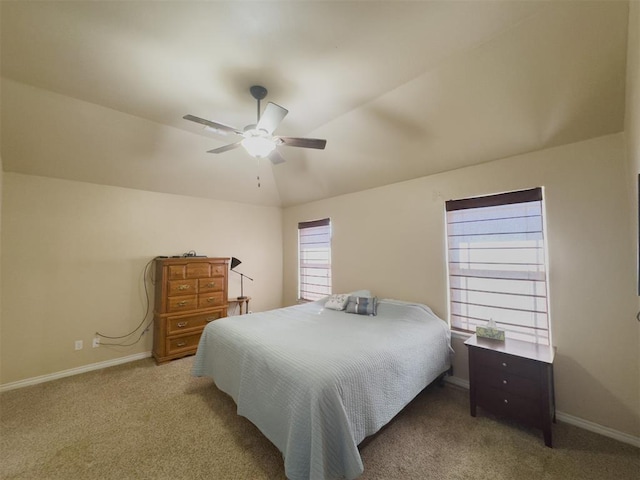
[{"x1": 345, "y1": 296, "x2": 377, "y2": 316}]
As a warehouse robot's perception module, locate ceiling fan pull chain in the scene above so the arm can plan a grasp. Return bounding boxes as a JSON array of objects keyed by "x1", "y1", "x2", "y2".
[{"x1": 257, "y1": 158, "x2": 261, "y2": 188}]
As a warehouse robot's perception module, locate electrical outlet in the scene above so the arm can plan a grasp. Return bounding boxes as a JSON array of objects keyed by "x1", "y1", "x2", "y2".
[
  {"x1": 92, "y1": 337, "x2": 100, "y2": 348},
  {"x1": 74, "y1": 340, "x2": 83, "y2": 350}
]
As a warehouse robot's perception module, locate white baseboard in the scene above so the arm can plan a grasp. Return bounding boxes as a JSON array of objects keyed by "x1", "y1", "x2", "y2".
[
  {"x1": 554, "y1": 411, "x2": 640, "y2": 448},
  {"x1": 445, "y1": 375, "x2": 640, "y2": 448},
  {"x1": 0, "y1": 351, "x2": 152, "y2": 393},
  {"x1": 445, "y1": 375, "x2": 470, "y2": 389}
]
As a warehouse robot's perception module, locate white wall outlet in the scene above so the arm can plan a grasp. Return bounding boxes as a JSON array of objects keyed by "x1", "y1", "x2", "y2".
[
  {"x1": 92, "y1": 337, "x2": 100, "y2": 348},
  {"x1": 74, "y1": 340, "x2": 83, "y2": 350}
]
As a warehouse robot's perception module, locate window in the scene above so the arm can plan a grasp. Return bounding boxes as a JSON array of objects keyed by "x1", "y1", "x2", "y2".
[
  {"x1": 445, "y1": 188, "x2": 550, "y2": 345},
  {"x1": 298, "y1": 218, "x2": 332, "y2": 301}
]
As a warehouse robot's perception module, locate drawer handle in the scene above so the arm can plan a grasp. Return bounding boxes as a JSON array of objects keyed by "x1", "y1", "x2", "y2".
[
  {"x1": 504, "y1": 399, "x2": 509, "y2": 404},
  {"x1": 502, "y1": 379, "x2": 508, "y2": 385},
  {"x1": 176, "y1": 341, "x2": 187, "y2": 347},
  {"x1": 177, "y1": 321, "x2": 188, "y2": 328},
  {"x1": 207, "y1": 282, "x2": 216, "y2": 288},
  {"x1": 206, "y1": 317, "x2": 217, "y2": 322},
  {"x1": 177, "y1": 301, "x2": 188, "y2": 307},
  {"x1": 207, "y1": 297, "x2": 215, "y2": 303},
  {"x1": 178, "y1": 284, "x2": 190, "y2": 290},
  {"x1": 502, "y1": 362, "x2": 508, "y2": 367}
]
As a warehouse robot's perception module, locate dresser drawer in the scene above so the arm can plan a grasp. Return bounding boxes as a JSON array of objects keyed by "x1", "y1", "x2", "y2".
[
  {"x1": 167, "y1": 265, "x2": 186, "y2": 280},
  {"x1": 198, "y1": 292, "x2": 224, "y2": 309},
  {"x1": 211, "y1": 264, "x2": 226, "y2": 276},
  {"x1": 166, "y1": 332, "x2": 202, "y2": 355},
  {"x1": 198, "y1": 277, "x2": 224, "y2": 293},
  {"x1": 168, "y1": 279, "x2": 197, "y2": 296},
  {"x1": 474, "y1": 369, "x2": 540, "y2": 399},
  {"x1": 473, "y1": 348, "x2": 541, "y2": 381},
  {"x1": 167, "y1": 295, "x2": 197, "y2": 313},
  {"x1": 167, "y1": 311, "x2": 223, "y2": 335},
  {"x1": 476, "y1": 385, "x2": 541, "y2": 426},
  {"x1": 186, "y1": 262, "x2": 211, "y2": 279}
]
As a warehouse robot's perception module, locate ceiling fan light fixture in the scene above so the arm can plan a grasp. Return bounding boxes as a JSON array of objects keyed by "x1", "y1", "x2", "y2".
[
  {"x1": 241, "y1": 130, "x2": 276, "y2": 158},
  {"x1": 183, "y1": 85, "x2": 326, "y2": 164}
]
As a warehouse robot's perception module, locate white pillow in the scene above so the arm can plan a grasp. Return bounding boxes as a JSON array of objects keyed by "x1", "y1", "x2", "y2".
[{"x1": 324, "y1": 293, "x2": 350, "y2": 311}]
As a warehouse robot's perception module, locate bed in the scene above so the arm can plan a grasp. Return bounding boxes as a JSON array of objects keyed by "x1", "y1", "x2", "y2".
[{"x1": 191, "y1": 294, "x2": 452, "y2": 480}]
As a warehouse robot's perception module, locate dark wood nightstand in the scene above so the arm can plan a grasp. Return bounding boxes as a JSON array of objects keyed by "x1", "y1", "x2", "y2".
[{"x1": 465, "y1": 334, "x2": 556, "y2": 447}]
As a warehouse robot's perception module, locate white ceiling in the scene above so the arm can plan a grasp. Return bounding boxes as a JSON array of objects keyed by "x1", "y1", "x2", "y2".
[{"x1": 0, "y1": 1, "x2": 630, "y2": 207}]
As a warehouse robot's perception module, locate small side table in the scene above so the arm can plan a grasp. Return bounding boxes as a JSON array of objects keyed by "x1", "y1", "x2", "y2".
[
  {"x1": 228, "y1": 296, "x2": 251, "y2": 315},
  {"x1": 465, "y1": 334, "x2": 556, "y2": 447}
]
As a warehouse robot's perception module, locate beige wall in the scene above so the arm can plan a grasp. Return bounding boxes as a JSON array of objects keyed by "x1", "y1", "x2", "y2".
[
  {"x1": 625, "y1": 3, "x2": 640, "y2": 414},
  {"x1": 627, "y1": 0, "x2": 640, "y2": 183},
  {"x1": 0, "y1": 155, "x2": 3, "y2": 375},
  {"x1": 1, "y1": 2, "x2": 4, "y2": 376},
  {"x1": 626, "y1": 0, "x2": 640, "y2": 300},
  {"x1": 283, "y1": 133, "x2": 638, "y2": 437},
  {"x1": 1, "y1": 173, "x2": 282, "y2": 385}
]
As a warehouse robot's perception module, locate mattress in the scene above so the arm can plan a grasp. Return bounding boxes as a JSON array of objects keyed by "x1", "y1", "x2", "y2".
[{"x1": 192, "y1": 297, "x2": 452, "y2": 480}]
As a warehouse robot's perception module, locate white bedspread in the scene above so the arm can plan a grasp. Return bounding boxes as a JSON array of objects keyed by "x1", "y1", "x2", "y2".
[{"x1": 192, "y1": 298, "x2": 452, "y2": 480}]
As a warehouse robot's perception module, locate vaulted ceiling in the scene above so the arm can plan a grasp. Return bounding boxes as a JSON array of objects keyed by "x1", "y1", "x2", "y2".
[{"x1": 0, "y1": 1, "x2": 630, "y2": 207}]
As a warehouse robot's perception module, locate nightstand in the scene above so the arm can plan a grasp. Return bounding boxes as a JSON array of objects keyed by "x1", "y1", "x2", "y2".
[
  {"x1": 228, "y1": 296, "x2": 251, "y2": 315},
  {"x1": 465, "y1": 334, "x2": 556, "y2": 447}
]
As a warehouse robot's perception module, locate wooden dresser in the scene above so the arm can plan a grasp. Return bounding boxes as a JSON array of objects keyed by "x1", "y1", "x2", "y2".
[
  {"x1": 465, "y1": 334, "x2": 556, "y2": 447},
  {"x1": 153, "y1": 257, "x2": 229, "y2": 364}
]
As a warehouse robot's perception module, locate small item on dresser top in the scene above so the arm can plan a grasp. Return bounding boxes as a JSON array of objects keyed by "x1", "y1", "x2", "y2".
[{"x1": 476, "y1": 318, "x2": 505, "y2": 341}]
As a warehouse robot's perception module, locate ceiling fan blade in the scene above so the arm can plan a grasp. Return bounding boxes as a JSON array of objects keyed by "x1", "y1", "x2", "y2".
[
  {"x1": 276, "y1": 137, "x2": 327, "y2": 150},
  {"x1": 207, "y1": 142, "x2": 242, "y2": 154},
  {"x1": 183, "y1": 114, "x2": 242, "y2": 136},
  {"x1": 256, "y1": 102, "x2": 288, "y2": 135},
  {"x1": 268, "y1": 150, "x2": 286, "y2": 165}
]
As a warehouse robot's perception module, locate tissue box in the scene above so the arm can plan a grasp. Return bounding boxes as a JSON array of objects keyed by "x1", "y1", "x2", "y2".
[{"x1": 476, "y1": 325, "x2": 505, "y2": 341}]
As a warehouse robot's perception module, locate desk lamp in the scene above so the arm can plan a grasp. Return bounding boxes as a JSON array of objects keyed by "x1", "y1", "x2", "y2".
[{"x1": 230, "y1": 257, "x2": 253, "y2": 300}]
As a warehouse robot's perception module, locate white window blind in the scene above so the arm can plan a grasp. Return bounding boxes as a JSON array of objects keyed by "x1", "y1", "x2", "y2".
[
  {"x1": 445, "y1": 188, "x2": 551, "y2": 345},
  {"x1": 298, "y1": 218, "x2": 331, "y2": 301}
]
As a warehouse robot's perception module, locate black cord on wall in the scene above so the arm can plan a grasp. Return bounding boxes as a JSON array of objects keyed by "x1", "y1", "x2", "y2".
[{"x1": 95, "y1": 257, "x2": 158, "y2": 346}]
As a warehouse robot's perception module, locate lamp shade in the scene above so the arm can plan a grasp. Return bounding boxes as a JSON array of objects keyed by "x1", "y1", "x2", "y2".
[
  {"x1": 230, "y1": 257, "x2": 242, "y2": 270},
  {"x1": 241, "y1": 134, "x2": 276, "y2": 158}
]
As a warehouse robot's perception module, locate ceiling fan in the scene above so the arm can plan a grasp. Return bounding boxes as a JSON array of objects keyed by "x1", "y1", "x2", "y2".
[{"x1": 183, "y1": 85, "x2": 327, "y2": 165}]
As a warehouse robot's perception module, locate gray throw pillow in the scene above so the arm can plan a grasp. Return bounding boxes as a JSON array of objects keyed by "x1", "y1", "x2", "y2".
[{"x1": 345, "y1": 296, "x2": 377, "y2": 316}]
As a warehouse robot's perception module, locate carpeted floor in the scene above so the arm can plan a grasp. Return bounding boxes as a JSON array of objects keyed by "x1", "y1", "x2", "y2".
[{"x1": 1, "y1": 356, "x2": 638, "y2": 480}]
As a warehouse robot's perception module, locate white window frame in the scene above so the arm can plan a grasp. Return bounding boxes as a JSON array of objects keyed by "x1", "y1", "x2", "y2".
[
  {"x1": 298, "y1": 218, "x2": 332, "y2": 302},
  {"x1": 445, "y1": 188, "x2": 551, "y2": 345}
]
